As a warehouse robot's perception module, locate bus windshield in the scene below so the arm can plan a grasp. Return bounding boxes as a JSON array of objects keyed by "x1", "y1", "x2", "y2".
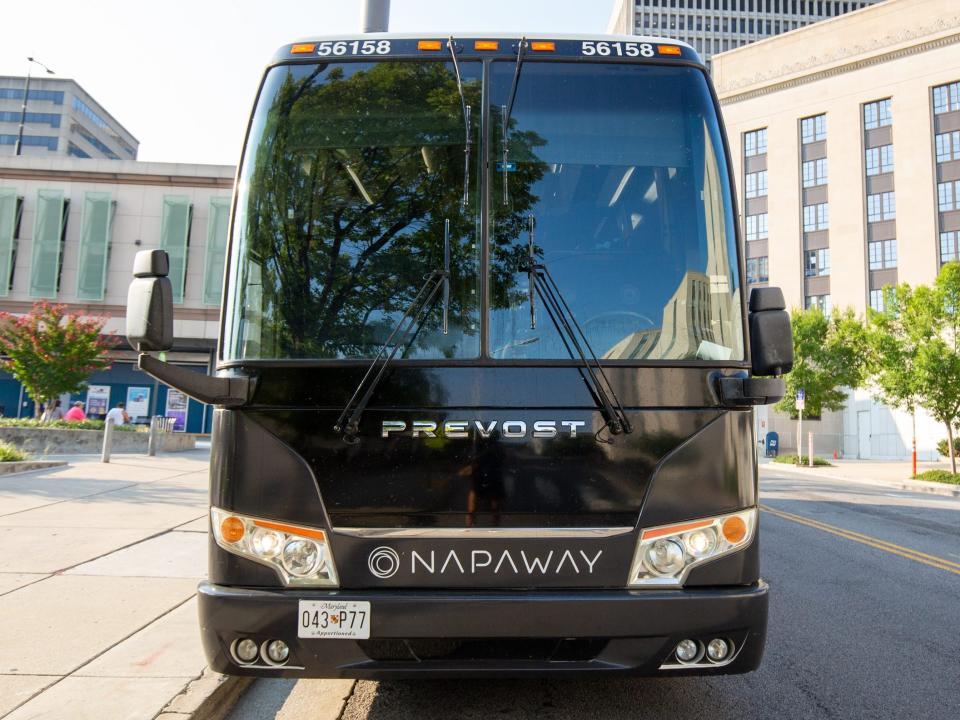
[{"x1": 223, "y1": 59, "x2": 743, "y2": 362}]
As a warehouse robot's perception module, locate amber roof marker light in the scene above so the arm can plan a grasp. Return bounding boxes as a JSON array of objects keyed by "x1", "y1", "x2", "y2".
[
  {"x1": 530, "y1": 41, "x2": 556, "y2": 52},
  {"x1": 418, "y1": 40, "x2": 442, "y2": 51},
  {"x1": 474, "y1": 40, "x2": 499, "y2": 51},
  {"x1": 290, "y1": 43, "x2": 317, "y2": 54},
  {"x1": 658, "y1": 45, "x2": 683, "y2": 56}
]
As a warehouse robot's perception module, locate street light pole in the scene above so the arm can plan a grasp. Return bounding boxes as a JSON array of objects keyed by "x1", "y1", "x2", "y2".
[
  {"x1": 14, "y1": 56, "x2": 55, "y2": 157},
  {"x1": 362, "y1": 0, "x2": 390, "y2": 32}
]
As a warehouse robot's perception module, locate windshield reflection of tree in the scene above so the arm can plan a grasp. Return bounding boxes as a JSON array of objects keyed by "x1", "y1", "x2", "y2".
[{"x1": 243, "y1": 62, "x2": 545, "y2": 359}]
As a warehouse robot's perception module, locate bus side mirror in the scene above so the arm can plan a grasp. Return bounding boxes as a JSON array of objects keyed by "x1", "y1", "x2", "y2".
[
  {"x1": 748, "y1": 287, "x2": 793, "y2": 377},
  {"x1": 126, "y1": 249, "x2": 173, "y2": 352}
]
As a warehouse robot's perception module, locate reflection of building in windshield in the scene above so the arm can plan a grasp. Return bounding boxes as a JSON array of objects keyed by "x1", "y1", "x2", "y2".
[{"x1": 604, "y1": 126, "x2": 741, "y2": 360}]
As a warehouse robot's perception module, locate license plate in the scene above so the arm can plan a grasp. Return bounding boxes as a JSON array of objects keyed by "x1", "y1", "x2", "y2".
[{"x1": 297, "y1": 600, "x2": 370, "y2": 639}]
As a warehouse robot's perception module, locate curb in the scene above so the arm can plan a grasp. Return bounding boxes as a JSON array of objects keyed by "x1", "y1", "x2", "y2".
[
  {"x1": 761, "y1": 463, "x2": 960, "y2": 498},
  {"x1": 0, "y1": 460, "x2": 68, "y2": 475},
  {"x1": 156, "y1": 668, "x2": 253, "y2": 720}
]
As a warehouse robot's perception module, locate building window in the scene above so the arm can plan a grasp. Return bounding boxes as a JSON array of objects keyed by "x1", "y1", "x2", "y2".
[
  {"x1": 867, "y1": 192, "x2": 896, "y2": 222},
  {"x1": 863, "y1": 99, "x2": 892, "y2": 129},
  {"x1": 67, "y1": 141, "x2": 91, "y2": 158},
  {"x1": 805, "y1": 247, "x2": 830, "y2": 277},
  {"x1": 803, "y1": 203, "x2": 829, "y2": 231},
  {"x1": 869, "y1": 289, "x2": 885, "y2": 312},
  {"x1": 28, "y1": 190, "x2": 67, "y2": 299},
  {"x1": 801, "y1": 114, "x2": 827, "y2": 144},
  {"x1": 747, "y1": 256, "x2": 769, "y2": 284},
  {"x1": 0, "y1": 88, "x2": 64, "y2": 104},
  {"x1": 0, "y1": 189, "x2": 17, "y2": 298},
  {"x1": 942, "y1": 231, "x2": 959, "y2": 263},
  {"x1": 0, "y1": 134, "x2": 58, "y2": 151},
  {"x1": 745, "y1": 170, "x2": 768, "y2": 198},
  {"x1": 744, "y1": 128, "x2": 768, "y2": 157},
  {"x1": 745, "y1": 213, "x2": 769, "y2": 241},
  {"x1": 202, "y1": 198, "x2": 231, "y2": 306},
  {"x1": 865, "y1": 145, "x2": 893, "y2": 176},
  {"x1": 805, "y1": 294, "x2": 832, "y2": 313},
  {"x1": 935, "y1": 131, "x2": 960, "y2": 162},
  {"x1": 938, "y1": 181, "x2": 960, "y2": 212},
  {"x1": 159, "y1": 195, "x2": 193, "y2": 304},
  {"x1": 868, "y1": 239, "x2": 897, "y2": 270},
  {"x1": 72, "y1": 123, "x2": 119, "y2": 160},
  {"x1": 76, "y1": 192, "x2": 113, "y2": 301},
  {"x1": 933, "y1": 81, "x2": 960, "y2": 115},
  {"x1": 802, "y1": 158, "x2": 828, "y2": 188}
]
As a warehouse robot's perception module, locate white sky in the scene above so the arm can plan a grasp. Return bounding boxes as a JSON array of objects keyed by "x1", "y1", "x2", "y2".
[{"x1": 0, "y1": 1, "x2": 612, "y2": 166}]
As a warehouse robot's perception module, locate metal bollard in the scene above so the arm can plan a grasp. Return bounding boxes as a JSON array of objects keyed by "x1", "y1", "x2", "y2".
[
  {"x1": 147, "y1": 416, "x2": 158, "y2": 457},
  {"x1": 101, "y1": 418, "x2": 114, "y2": 463},
  {"x1": 808, "y1": 432, "x2": 814, "y2": 467}
]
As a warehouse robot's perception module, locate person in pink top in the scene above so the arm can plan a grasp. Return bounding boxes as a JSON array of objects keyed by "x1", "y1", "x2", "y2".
[{"x1": 63, "y1": 401, "x2": 86, "y2": 422}]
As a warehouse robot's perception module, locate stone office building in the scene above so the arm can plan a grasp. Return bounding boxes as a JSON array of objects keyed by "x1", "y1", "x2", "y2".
[
  {"x1": 713, "y1": 0, "x2": 960, "y2": 459},
  {"x1": 0, "y1": 156, "x2": 234, "y2": 432}
]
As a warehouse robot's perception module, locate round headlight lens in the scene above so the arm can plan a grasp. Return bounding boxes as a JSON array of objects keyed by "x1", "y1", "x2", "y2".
[
  {"x1": 683, "y1": 528, "x2": 717, "y2": 558},
  {"x1": 707, "y1": 638, "x2": 731, "y2": 661},
  {"x1": 266, "y1": 639, "x2": 290, "y2": 664},
  {"x1": 644, "y1": 538, "x2": 685, "y2": 576},
  {"x1": 234, "y1": 638, "x2": 258, "y2": 664},
  {"x1": 250, "y1": 527, "x2": 284, "y2": 559},
  {"x1": 676, "y1": 639, "x2": 699, "y2": 663},
  {"x1": 281, "y1": 539, "x2": 322, "y2": 577}
]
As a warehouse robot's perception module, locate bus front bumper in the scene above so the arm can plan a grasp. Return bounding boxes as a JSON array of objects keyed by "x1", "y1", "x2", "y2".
[{"x1": 198, "y1": 580, "x2": 768, "y2": 679}]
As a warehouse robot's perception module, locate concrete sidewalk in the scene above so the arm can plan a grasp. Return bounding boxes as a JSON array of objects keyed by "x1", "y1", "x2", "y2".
[
  {"x1": 760, "y1": 457, "x2": 960, "y2": 497},
  {"x1": 0, "y1": 450, "x2": 219, "y2": 719}
]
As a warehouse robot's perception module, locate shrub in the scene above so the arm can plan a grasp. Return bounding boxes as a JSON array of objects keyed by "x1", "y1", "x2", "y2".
[
  {"x1": 0, "y1": 418, "x2": 143, "y2": 432},
  {"x1": 0, "y1": 440, "x2": 28, "y2": 462},
  {"x1": 936, "y1": 438, "x2": 960, "y2": 458},
  {"x1": 772, "y1": 454, "x2": 833, "y2": 467},
  {"x1": 912, "y1": 470, "x2": 960, "y2": 485}
]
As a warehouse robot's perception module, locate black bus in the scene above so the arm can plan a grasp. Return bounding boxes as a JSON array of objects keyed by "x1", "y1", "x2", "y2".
[{"x1": 126, "y1": 32, "x2": 792, "y2": 678}]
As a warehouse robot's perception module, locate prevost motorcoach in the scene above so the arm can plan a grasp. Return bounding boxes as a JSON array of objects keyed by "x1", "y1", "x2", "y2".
[{"x1": 125, "y1": 32, "x2": 793, "y2": 677}]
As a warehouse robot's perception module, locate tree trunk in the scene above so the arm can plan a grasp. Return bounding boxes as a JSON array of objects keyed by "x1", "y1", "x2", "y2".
[{"x1": 947, "y1": 423, "x2": 956, "y2": 475}]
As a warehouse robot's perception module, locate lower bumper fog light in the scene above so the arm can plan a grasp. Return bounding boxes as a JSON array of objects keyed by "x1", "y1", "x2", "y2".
[
  {"x1": 675, "y1": 639, "x2": 699, "y2": 663},
  {"x1": 707, "y1": 638, "x2": 730, "y2": 662},
  {"x1": 234, "y1": 638, "x2": 259, "y2": 664},
  {"x1": 265, "y1": 639, "x2": 290, "y2": 665}
]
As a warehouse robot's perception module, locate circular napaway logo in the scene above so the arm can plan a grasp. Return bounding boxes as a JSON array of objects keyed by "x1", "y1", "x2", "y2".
[{"x1": 367, "y1": 546, "x2": 400, "y2": 579}]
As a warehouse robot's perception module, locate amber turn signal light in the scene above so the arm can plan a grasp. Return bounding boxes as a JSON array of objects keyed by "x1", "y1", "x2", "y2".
[
  {"x1": 722, "y1": 516, "x2": 747, "y2": 543},
  {"x1": 220, "y1": 516, "x2": 245, "y2": 543}
]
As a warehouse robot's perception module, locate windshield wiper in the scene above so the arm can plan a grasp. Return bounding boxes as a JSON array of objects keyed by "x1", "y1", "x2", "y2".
[
  {"x1": 447, "y1": 37, "x2": 472, "y2": 209},
  {"x1": 334, "y1": 222, "x2": 451, "y2": 441},
  {"x1": 522, "y1": 227, "x2": 632, "y2": 438},
  {"x1": 501, "y1": 36, "x2": 527, "y2": 205}
]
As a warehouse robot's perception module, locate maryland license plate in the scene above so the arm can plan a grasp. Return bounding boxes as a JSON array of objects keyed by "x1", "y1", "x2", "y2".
[{"x1": 297, "y1": 600, "x2": 371, "y2": 639}]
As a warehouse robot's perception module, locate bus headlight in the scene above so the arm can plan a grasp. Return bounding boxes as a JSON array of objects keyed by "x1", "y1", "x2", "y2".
[
  {"x1": 211, "y1": 507, "x2": 339, "y2": 587},
  {"x1": 628, "y1": 508, "x2": 756, "y2": 587}
]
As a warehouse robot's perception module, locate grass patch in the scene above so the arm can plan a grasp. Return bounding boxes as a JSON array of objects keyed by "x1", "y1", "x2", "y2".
[
  {"x1": 0, "y1": 440, "x2": 28, "y2": 462},
  {"x1": 0, "y1": 418, "x2": 143, "y2": 432},
  {"x1": 912, "y1": 470, "x2": 960, "y2": 485},
  {"x1": 772, "y1": 454, "x2": 833, "y2": 467}
]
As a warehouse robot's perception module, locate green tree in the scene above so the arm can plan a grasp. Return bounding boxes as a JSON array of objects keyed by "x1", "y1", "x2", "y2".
[
  {"x1": 866, "y1": 264, "x2": 960, "y2": 473},
  {"x1": 0, "y1": 302, "x2": 112, "y2": 414},
  {"x1": 775, "y1": 306, "x2": 868, "y2": 418},
  {"x1": 865, "y1": 282, "x2": 936, "y2": 467}
]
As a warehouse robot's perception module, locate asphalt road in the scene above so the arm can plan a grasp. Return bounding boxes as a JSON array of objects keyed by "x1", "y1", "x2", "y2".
[{"x1": 227, "y1": 470, "x2": 960, "y2": 720}]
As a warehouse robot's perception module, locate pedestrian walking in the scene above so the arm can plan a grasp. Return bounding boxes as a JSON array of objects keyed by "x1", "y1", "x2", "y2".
[
  {"x1": 63, "y1": 401, "x2": 87, "y2": 422},
  {"x1": 42, "y1": 399, "x2": 64, "y2": 422},
  {"x1": 105, "y1": 402, "x2": 129, "y2": 426}
]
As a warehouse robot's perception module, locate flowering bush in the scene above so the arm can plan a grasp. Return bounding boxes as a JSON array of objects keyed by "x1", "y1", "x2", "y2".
[{"x1": 0, "y1": 302, "x2": 113, "y2": 413}]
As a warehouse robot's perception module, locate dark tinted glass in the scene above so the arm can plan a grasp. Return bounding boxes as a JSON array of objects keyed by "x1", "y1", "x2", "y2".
[
  {"x1": 224, "y1": 61, "x2": 482, "y2": 359},
  {"x1": 489, "y1": 62, "x2": 743, "y2": 361}
]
